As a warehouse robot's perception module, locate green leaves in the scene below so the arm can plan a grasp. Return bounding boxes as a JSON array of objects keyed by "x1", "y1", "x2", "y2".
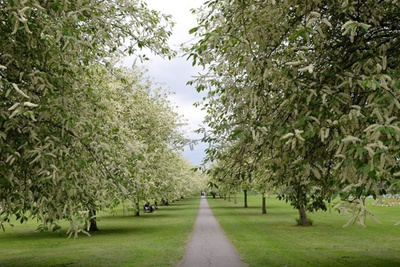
[
  {"x1": 188, "y1": 0, "x2": 400, "y2": 226},
  {"x1": 189, "y1": 26, "x2": 199, "y2": 34},
  {"x1": 0, "y1": 0, "x2": 201, "y2": 236}
]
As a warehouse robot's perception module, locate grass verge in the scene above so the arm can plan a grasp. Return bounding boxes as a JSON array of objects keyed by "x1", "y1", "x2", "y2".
[
  {"x1": 207, "y1": 194, "x2": 400, "y2": 267},
  {"x1": 0, "y1": 197, "x2": 200, "y2": 267}
]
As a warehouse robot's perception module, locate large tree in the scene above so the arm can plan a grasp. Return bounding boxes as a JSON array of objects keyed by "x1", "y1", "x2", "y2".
[
  {"x1": 0, "y1": 0, "x2": 181, "y2": 235},
  {"x1": 189, "y1": 0, "x2": 400, "y2": 225}
]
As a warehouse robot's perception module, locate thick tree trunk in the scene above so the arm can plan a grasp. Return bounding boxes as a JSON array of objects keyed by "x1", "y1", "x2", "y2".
[
  {"x1": 234, "y1": 191, "x2": 237, "y2": 204},
  {"x1": 243, "y1": 189, "x2": 248, "y2": 208},
  {"x1": 262, "y1": 193, "x2": 267, "y2": 214},
  {"x1": 88, "y1": 209, "x2": 99, "y2": 232},
  {"x1": 135, "y1": 201, "x2": 140, "y2": 216},
  {"x1": 298, "y1": 205, "x2": 310, "y2": 226}
]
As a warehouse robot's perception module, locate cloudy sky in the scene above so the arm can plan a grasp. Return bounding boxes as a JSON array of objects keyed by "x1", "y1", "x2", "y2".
[{"x1": 124, "y1": 0, "x2": 208, "y2": 166}]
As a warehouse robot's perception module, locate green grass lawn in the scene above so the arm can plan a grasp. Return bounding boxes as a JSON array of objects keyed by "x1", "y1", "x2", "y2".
[
  {"x1": 207, "y1": 194, "x2": 400, "y2": 267},
  {"x1": 0, "y1": 197, "x2": 200, "y2": 267}
]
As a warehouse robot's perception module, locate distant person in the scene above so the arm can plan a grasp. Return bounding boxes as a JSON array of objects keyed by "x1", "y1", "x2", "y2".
[
  {"x1": 144, "y1": 201, "x2": 154, "y2": 213},
  {"x1": 161, "y1": 198, "x2": 169, "y2": 206}
]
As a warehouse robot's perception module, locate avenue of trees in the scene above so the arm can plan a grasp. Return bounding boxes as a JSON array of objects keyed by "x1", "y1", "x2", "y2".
[
  {"x1": 0, "y1": 0, "x2": 205, "y2": 236},
  {"x1": 189, "y1": 0, "x2": 400, "y2": 225}
]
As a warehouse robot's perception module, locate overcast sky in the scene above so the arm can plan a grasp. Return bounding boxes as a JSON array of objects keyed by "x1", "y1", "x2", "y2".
[{"x1": 124, "y1": 0, "x2": 208, "y2": 166}]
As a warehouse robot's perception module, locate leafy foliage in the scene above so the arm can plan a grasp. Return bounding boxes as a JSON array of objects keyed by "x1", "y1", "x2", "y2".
[
  {"x1": 188, "y1": 0, "x2": 400, "y2": 225},
  {"x1": 0, "y1": 0, "x2": 204, "y2": 235}
]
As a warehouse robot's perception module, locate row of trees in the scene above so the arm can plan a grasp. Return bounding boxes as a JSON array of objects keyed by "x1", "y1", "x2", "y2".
[
  {"x1": 189, "y1": 0, "x2": 400, "y2": 225},
  {"x1": 0, "y1": 0, "x2": 205, "y2": 236}
]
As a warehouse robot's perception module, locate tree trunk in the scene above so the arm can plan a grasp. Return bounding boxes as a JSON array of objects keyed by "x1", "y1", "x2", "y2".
[
  {"x1": 228, "y1": 193, "x2": 230, "y2": 202},
  {"x1": 377, "y1": 195, "x2": 383, "y2": 205},
  {"x1": 262, "y1": 193, "x2": 267, "y2": 214},
  {"x1": 135, "y1": 201, "x2": 140, "y2": 216},
  {"x1": 88, "y1": 209, "x2": 99, "y2": 232},
  {"x1": 234, "y1": 191, "x2": 237, "y2": 204},
  {"x1": 243, "y1": 189, "x2": 248, "y2": 208},
  {"x1": 298, "y1": 204, "x2": 310, "y2": 226}
]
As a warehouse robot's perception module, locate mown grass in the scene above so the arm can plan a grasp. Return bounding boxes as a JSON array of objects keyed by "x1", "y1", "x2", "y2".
[
  {"x1": 0, "y1": 197, "x2": 200, "y2": 267},
  {"x1": 207, "y1": 194, "x2": 400, "y2": 267}
]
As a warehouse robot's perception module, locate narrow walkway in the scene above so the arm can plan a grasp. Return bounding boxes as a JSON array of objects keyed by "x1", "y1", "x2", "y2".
[{"x1": 180, "y1": 196, "x2": 245, "y2": 267}]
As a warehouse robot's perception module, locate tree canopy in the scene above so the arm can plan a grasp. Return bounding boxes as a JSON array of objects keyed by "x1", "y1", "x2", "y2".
[
  {"x1": 1, "y1": 0, "x2": 205, "y2": 236},
  {"x1": 189, "y1": 0, "x2": 400, "y2": 225}
]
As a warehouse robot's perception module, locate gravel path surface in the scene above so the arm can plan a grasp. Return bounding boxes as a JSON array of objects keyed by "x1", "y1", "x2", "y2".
[{"x1": 180, "y1": 196, "x2": 245, "y2": 267}]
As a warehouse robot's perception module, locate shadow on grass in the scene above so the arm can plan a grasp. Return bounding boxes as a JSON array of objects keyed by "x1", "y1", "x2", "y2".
[
  {"x1": 0, "y1": 224, "x2": 146, "y2": 239},
  {"x1": 88, "y1": 225, "x2": 161, "y2": 237},
  {"x1": 1, "y1": 212, "x2": 186, "y2": 240},
  {"x1": 159, "y1": 207, "x2": 195, "y2": 212},
  {"x1": 99, "y1": 209, "x2": 192, "y2": 221},
  {"x1": 2, "y1": 219, "x2": 185, "y2": 241},
  {"x1": 99, "y1": 213, "x2": 164, "y2": 220},
  {"x1": 164, "y1": 202, "x2": 192, "y2": 206}
]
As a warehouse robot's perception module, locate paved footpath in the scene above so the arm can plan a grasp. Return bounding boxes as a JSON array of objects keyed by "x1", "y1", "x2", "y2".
[{"x1": 180, "y1": 196, "x2": 245, "y2": 267}]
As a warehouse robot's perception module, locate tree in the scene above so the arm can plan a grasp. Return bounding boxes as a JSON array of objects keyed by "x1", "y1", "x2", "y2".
[
  {"x1": 0, "y1": 0, "x2": 177, "y2": 234},
  {"x1": 188, "y1": 0, "x2": 400, "y2": 226},
  {"x1": 113, "y1": 72, "x2": 197, "y2": 216}
]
